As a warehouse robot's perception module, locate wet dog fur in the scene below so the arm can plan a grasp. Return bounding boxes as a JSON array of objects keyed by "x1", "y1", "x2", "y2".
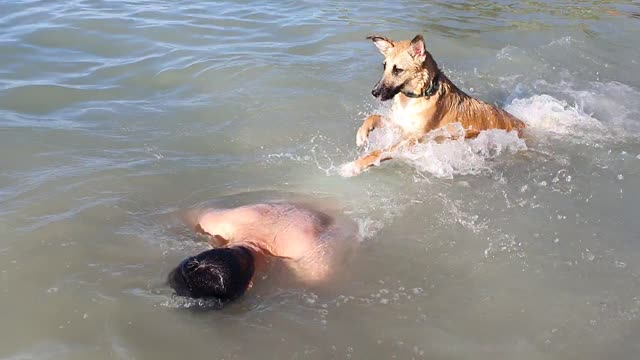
[{"x1": 346, "y1": 34, "x2": 526, "y2": 176}]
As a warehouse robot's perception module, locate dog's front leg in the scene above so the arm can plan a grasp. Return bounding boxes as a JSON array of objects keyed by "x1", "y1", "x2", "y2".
[
  {"x1": 342, "y1": 138, "x2": 417, "y2": 177},
  {"x1": 356, "y1": 114, "x2": 383, "y2": 147}
]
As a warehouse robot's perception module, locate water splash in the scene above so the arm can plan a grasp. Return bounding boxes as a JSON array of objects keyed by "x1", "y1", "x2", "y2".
[
  {"x1": 399, "y1": 126, "x2": 525, "y2": 178},
  {"x1": 505, "y1": 94, "x2": 607, "y2": 138},
  {"x1": 341, "y1": 122, "x2": 525, "y2": 179},
  {"x1": 161, "y1": 295, "x2": 224, "y2": 310},
  {"x1": 341, "y1": 80, "x2": 640, "y2": 179}
]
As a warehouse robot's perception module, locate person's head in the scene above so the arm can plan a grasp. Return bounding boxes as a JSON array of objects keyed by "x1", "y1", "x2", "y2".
[{"x1": 168, "y1": 246, "x2": 255, "y2": 302}]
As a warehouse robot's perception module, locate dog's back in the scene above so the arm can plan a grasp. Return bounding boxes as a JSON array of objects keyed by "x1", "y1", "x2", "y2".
[
  {"x1": 367, "y1": 34, "x2": 525, "y2": 138},
  {"x1": 436, "y1": 74, "x2": 525, "y2": 136}
]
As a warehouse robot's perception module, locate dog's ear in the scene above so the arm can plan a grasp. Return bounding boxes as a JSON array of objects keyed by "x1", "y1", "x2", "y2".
[
  {"x1": 409, "y1": 34, "x2": 427, "y2": 62},
  {"x1": 367, "y1": 35, "x2": 394, "y2": 55}
]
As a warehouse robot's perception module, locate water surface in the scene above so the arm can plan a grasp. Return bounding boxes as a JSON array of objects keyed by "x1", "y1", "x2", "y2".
[{"x1": 1, "y1": 1, "x2": 640, "y2": 359}]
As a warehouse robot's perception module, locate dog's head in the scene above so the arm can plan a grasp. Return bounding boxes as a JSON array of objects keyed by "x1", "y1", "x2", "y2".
[{"x1": 367, "y1": 34, "x2": 439, "y2": 101}]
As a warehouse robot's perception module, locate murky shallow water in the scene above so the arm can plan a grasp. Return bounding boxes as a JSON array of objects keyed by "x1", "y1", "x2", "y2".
[{"x1": 2, "y1": 1, "x2": 640, "y2": 359}]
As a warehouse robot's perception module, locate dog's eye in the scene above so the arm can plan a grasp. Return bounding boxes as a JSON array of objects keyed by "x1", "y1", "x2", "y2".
[
  {"x1": 383, "y1": 62, "x2": 386, "y2": 69},
  {"x1": 392, "y1": 65, "x2": 404, "y2": 75}
]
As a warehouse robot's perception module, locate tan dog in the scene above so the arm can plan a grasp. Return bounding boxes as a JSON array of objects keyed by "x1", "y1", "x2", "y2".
[{"x1": 345, "y1": 34, "x2": 526, "y2": 176}]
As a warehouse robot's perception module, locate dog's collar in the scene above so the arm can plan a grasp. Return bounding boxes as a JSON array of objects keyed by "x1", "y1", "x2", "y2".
[{"x1": 404, "y1": 73, "x2": 440, "y2": 99}]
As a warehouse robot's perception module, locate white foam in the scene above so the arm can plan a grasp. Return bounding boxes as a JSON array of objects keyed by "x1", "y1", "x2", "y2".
[
  {"x1": 496, "y1": 45, "x2": 523, "y2": 60},
  {"x1": 563, "y1": 82, "x2": 640, "y2": 133},
  {"x1": 343, "y1": 122, "x2": 525, "y2": 179},
  {"x1": 355, "y1": 216, "x2": 385, "y2": 239},
  {"x1": 545, "y1": 36, "x2": 580, "y2": 47},
  {"x1": 401, "y1": 127, "x2": 525, "y2": 178},
  {"x1": 338, "y1": 161, "x2": 361, "y2": 178},
  {"x1": 505, "y1": 94, "x2": 607, "y2": 138},
  {"x1": 161, "y1": 295, "x2": 223, "y2": 309},
  {"x1": 506, "y1": 81, "x2": 640, "y2": 141}
]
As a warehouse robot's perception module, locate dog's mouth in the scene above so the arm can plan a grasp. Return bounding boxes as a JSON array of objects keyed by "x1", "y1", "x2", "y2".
[
  {"x1": 379, "y1": 89, "x2": 399, "y2": 101},
  {"x1": 372, "y1": 84, "x2": 402, "y2": 101}
]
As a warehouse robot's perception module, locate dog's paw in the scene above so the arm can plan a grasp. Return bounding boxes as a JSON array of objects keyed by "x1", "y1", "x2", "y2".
[
  {"x1": 339, "y1": 161, "x2": 363, "y2": 177},
  {"x1": 356, "y1": 126, "x2": 370, "y2": 147}
]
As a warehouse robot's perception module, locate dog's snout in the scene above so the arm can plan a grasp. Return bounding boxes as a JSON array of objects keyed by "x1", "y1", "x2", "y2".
[{"x1": 371, "y1": 88, "x2": 381, "y2": 98}]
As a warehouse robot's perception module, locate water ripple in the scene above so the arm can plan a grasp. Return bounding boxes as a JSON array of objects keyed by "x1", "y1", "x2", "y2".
[{"x1": 1, "y1": 2, "x2": 639, "y2": 359}]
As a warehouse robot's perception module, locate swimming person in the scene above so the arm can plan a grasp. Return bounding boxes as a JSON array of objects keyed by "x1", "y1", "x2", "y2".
[{"x1": 168, "y1": 202, "x2": 360, "y2": 304}]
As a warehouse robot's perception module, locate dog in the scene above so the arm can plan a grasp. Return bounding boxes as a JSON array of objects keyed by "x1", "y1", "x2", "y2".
[{"x1": 344, "y1": 34, "x2": 526, "y2": 176}]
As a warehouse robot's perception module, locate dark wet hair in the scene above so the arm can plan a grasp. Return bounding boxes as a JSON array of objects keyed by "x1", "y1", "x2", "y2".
[{"x1": 168, "y1": 247, "x2": 254, "y2": 302}]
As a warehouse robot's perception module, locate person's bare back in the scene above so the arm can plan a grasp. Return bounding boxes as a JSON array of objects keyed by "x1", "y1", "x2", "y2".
[{"x1": 169, "y1": 202, "x2": 359, "y2": 304}]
